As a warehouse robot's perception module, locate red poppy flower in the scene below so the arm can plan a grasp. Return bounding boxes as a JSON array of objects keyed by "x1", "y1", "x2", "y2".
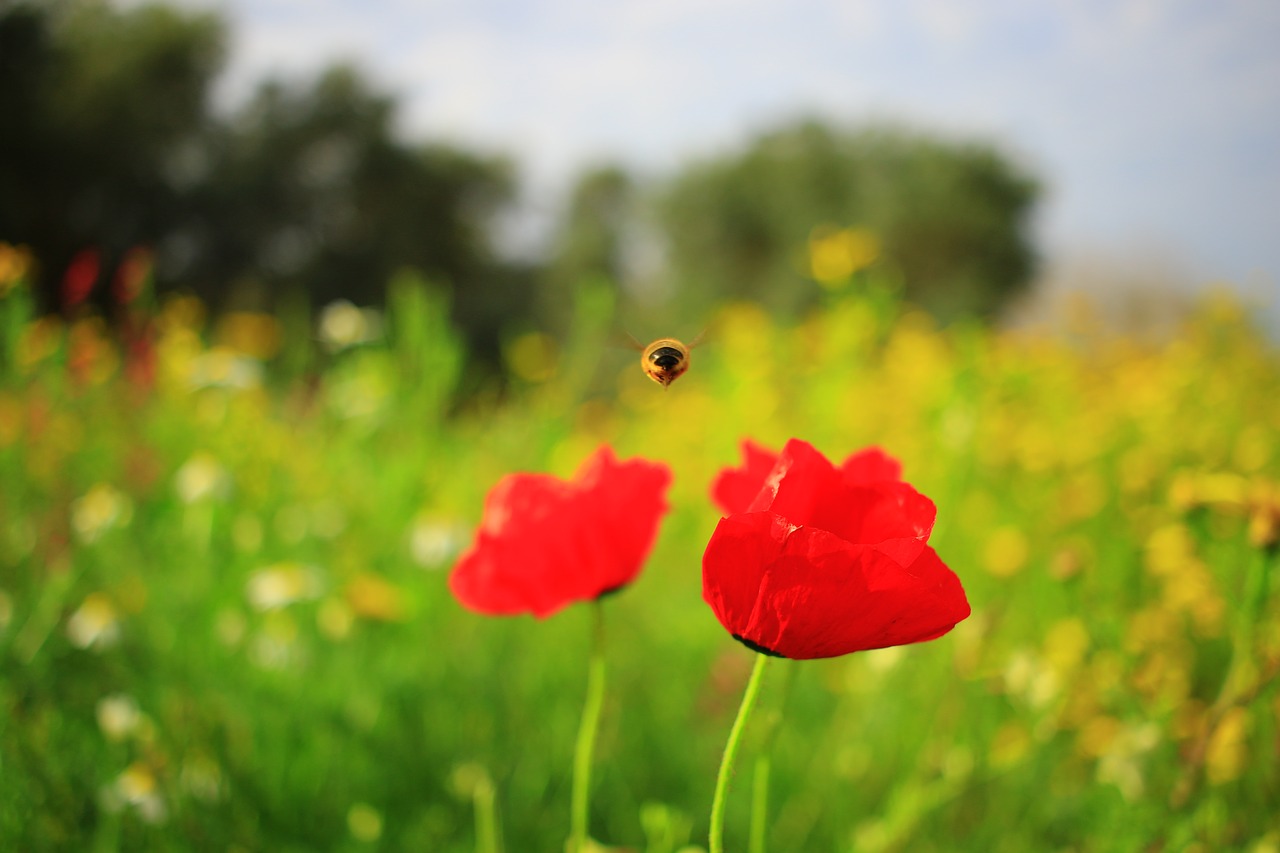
[
  {"x1": 450, "y1": 446, "x2": 673, "y2": 618},
  {"x1": 62, "y1": 248, "x2": 101, "y2": 309},
  {"x1": 703, "y1": 439, "x2": 969, "y2": 659}
]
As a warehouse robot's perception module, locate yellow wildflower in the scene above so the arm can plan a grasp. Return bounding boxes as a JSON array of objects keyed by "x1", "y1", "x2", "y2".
[
  {"x1": 1205, "y1": 706, "x2": 1251, "y2": 785},
  {"x1": 0, "y1": 242, "x2": 34, "y2": 295}
]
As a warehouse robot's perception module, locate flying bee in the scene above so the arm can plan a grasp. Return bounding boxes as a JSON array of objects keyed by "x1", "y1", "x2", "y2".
[{"x1": 637, "y1": 335, "x2": 700, "y2": 388}]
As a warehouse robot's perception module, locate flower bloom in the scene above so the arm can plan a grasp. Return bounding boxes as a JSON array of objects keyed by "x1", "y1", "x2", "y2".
[
  {"x1": 71, "y1": 483, "x2": 133, "y2": 543},
  {"x1": 67, "y1": 592, "x2": 121, "y2": 650},
  {"x1": 450, "y1": 447, "x2": 672, "y2": 618},
  {"x1": 62, "y1": 248, "x2": 101, "y2": 309},
  {"x1": 703, "y1": 439, "x2": 970, "y2": 659}
]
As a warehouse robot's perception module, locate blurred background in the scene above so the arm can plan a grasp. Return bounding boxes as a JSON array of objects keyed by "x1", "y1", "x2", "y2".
[
  {"x1": 3, "y1": 0, "x2": 1279, "y2": 365},
  {"x1": 1, "y1": 1, "x2": 1278, "y2": 851}
]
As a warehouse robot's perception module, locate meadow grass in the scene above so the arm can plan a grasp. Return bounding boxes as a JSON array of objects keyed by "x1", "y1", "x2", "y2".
[{"x1": 0, "y1": 273, "x2": 1277, "y2": 852}]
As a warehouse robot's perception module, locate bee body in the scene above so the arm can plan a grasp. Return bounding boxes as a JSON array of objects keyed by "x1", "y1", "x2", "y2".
[{"x1": 640, "y1": 337, "x2": 692, "y2": 388}]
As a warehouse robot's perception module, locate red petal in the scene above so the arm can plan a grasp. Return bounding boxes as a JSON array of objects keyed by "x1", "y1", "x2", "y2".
[
  {"x1": 710, "y1": 440, "x2": 779, "y2": 515},
  {"x1": 849, "y1": 545, "x2": 971, "y2": 651},
  {"x1": 840, "y1": 447, "x2": 902, "y2": 485},
  {"x1": 571, "y1": 447, "x2": 673, "y2": 593},
  {"x1": 747, "y1": 438, "x2": 842, "y2": 517},
  {"x1": 751, "y1": 440, "x2": 934, "y2": 555},
  {"x1": 702, "y1": 514, "x2": 969, "y2": 659},
  {"x1": 840, "y1": 482, "x2": 937, "y2": 562}
]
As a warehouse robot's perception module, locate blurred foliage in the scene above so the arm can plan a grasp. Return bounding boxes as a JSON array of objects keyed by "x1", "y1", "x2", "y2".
[
  {"x1": 2, "y1": 1, "x2": 1049, "y2": 385},
  {"x1": 0, "y1": 0, "x2": 521, "y2": 373},
  {"x1": 541, "y1": 166, "x2": 637, "y2": 334},
  {"x1": 0, "y1": 0, "x2": 224, "y2": 295},
  {"x1": 185, "y1": 64, "x2": 522, "y2": 371},
  {"x1": 1, "y1": 247, "x2": 1278, "y2": 850},
  {"x1": 658, "y1": 120, "x2": 1039, "y2": 324}
]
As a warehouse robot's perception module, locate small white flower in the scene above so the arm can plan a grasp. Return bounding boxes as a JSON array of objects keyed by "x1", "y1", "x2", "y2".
[
  {"x1": 189, "y1": 347, "x2": 262, "y2": 389},
  {"x1": 318, "y1": 300, "x2": 382, "y2": 352},
  {"x1": 67, "y1": 593, "x2": 121, "y2": 650},
  {"x1": 1096, "y1": 723, "x2": 1161, "y2": 801},
  {"x1": 410, "y1": 515, "x2": 469, "y2": 569},
  {"x1": 245, "y1": 563, "x2": 323, "y2": 611},
  {"x1": 96, "y1": 694, "x2": 142, "y2": 741},
  {"x1": 1002, "y1": 649, "x2": 1061, "y2": 709},
  {"x1": 102, "y1": 763, "x2": 167, "y2": 824},
  {"x1": 71, "y1": 484, "x2": 132, "y2": 543},
  {"x1": 174, "y1": 451, "x2": 230, "y2": 503}
]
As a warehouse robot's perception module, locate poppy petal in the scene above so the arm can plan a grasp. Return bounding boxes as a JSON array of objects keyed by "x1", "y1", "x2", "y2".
[
  {"x1": 747, "y1": 438, "x2": 843, "y2": 518},
  {"x1": 703, "y1": 513, "x2": 969, "y2": 659},
  {"x1": 710, "y1": 439, "x2": 779, "y2": 515},
  {"x1": 749, "y1": 440, "x2": 935, "y2": 553},
  {"x1": 450, "y1": 447, "x2": 672, "y2": 618},
  {"x1": 840, "y1": 447, "x2": 903, "y2": 485}
]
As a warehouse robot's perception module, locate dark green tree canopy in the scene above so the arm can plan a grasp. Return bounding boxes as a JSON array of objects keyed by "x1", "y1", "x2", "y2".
[
  {"x1": 0, "y1": 0, "x2": 225, "y2": 306},
  {"x1": 658, "y1": 120, "x2": 1041, "y2": 321},
  {"x1": 184, "y1": 65, "x2": 516, "y2": 312},
  {"x1": 0, "y1": 0, "x2": 522, "y2": 363}
]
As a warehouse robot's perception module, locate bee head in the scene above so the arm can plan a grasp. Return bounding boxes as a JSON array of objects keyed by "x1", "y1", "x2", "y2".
[{"x1": 649, "y1": 346, "x2": 684, "y2": 370}]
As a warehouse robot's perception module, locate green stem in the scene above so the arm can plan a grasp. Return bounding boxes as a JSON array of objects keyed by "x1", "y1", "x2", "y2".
[
  {"x1": 710, "y1": 652, "x2": 771, "y2": 853},
  {"x1": 748, "y1": 660, "x2": 797, "y2": 853},
  {"x1": 748, "y1": 756, "x2": 770, "y2": 853},
  {"x1": 569, "y1": 601, "x2": 607, "y2": 853}
]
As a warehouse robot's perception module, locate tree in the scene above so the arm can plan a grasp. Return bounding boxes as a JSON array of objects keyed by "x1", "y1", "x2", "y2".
[
  {"x1": 0, "y1": 0, "x2": 225, "y2": 312},
  {"x1": 538, "y1": 165, "x2": 636, "y2": 332},
  {"x1": 657, "y1": 120, "x2": 1040, "y2": 321},
  {"x1": 183, "y1": 65, "x2": 523, "y2": 362},
  {"x1": 0, "y1": 1, "x2": 526, "y2": 368}
]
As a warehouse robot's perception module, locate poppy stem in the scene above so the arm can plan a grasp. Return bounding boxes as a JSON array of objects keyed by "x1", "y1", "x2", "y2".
[
  {"x1": 569, "y1": 601, "x2": 606, "y2": 853},
  {"x1": 710, "y1": 652, "x2": 771, "y2": 853},
  {"x1": 748, "y1": 756, "x2": 770, "y2": 853},
  {"x1": 749, "y1": 660, "x2": 797, "y2": 853}
]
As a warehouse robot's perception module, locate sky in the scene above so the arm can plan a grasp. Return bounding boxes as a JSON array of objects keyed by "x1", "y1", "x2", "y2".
[{"x1": 155, "y1": 0, "x2": 1279, "y2": 311}]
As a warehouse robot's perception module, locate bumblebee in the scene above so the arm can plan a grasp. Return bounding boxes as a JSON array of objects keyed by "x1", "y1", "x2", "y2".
[{"x1": 640, "y1": 337, "x2": 693, "y2": 388}]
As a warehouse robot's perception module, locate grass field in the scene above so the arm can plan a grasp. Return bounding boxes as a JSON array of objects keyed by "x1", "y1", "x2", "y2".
[{"x1": 1, "y1": 266, "x2": 1278, "y2": 852}]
